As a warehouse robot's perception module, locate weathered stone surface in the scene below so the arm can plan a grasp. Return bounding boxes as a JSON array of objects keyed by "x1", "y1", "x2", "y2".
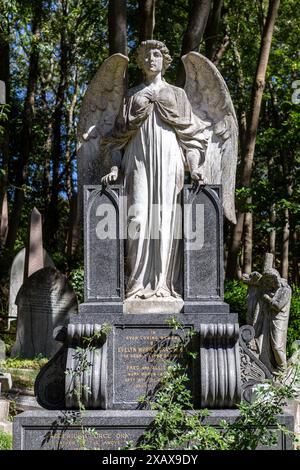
[
  {"x1": 0, "y1": 373, "x2": 12, "y2": 392},
  {"x1": 239, "y1": 325, "x2": 273, "y2": 403},
  {"x1": 0, "y1": 398, "x2": 12, "y2": 434},
  {"x1": 65, "y1": 323, "x2": 107, "y2": 409},
  {"x1": 0, "y1": 339, "x2": 5, "y2": 360},
  {"x1": 8, "y1": 247, "x2": 54, "y2": 327},
  {"x1": 24, "y1": 207, "x2": 44, "y2": 280},
  {"x1": 182, "y1": 52, "x2": 238, "y2": 224},
  {"x1": 11, "y1": 266, "x2": 78, "y2": 359},
  {"x1": 13, "y1": 409, "x2": 294, "y2": 450},
  {"x1": 83, "y1": 185, "x2": 124, "y2": 310},
  {"x1": 183, "y1": 185, "x2": 228, "y2": 313},
  {"x1": 243, "y1": 255, "x2": 292, "y2": 373},
  {"x1": 35, "y1": 312, "x2": 240, "y2": 410},
  {"x1": 200, "y1": 323, "x2": 241, "y2": 408},
  {"x1": 77, "y1": 54, "x2": 128, "y2": 193},
  {"x1": 124, "y1": 297, "x2": 184, "y2": 314}
]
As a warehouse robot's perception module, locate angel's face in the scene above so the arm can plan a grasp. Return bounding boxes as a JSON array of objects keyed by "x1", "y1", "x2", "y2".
[{"x1": 142, "y1": 48, "x2": 163, "y2": 75}]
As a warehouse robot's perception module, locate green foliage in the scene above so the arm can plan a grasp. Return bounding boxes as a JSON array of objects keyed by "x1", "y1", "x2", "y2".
[
  {"x1": 126, "y1": 363, "x2": 227, "y2": 450},
  {"x1": 224, "y1": 280, "x2": 300, "y2": 357},
  {"x1": 287, "y1": 285, "x2": 300, "y2": 357},
  {"x1": 0, "y1": 356, "x2": 48, "y2": 370},
  {"x1": 124, "y1": 321, "x2": 299, "y2": 451},
  {"x1": 69, "y1": 267, "x2": 84, "y2": 304},
  {"x1": 224, "y1": 279, "x2": 248, "y2": 325},
  {"x1": 0, "y1": 431, "x2": 12, "y2": 450}
]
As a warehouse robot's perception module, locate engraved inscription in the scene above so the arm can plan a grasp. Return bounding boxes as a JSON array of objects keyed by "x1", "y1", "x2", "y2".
[{"x1": 113, "y1": 327, "x2": 185, "y2": 404}]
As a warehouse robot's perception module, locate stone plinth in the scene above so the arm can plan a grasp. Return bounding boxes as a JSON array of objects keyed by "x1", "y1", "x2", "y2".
[{"x1": 13, "y1": 410, "x2": 294, "y2": 450}]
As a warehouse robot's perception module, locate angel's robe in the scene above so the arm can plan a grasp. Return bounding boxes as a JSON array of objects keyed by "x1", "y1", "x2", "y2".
[{"x1": 106, "y1": 81, "x2": 208, "y2": 299}]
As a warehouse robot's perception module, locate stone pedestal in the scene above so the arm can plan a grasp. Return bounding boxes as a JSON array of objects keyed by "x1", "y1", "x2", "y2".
[
  {"x1": 14, "y1": 184, "x2": 274, "y2": 449},
  {"x1": 13, "y1": 410, "x2": 294, "y2": 450}
]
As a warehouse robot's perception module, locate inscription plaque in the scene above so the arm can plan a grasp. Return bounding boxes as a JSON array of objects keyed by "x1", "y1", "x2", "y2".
[{"x1": 113, "y1": 326, "x2": 193, "y2": 406}]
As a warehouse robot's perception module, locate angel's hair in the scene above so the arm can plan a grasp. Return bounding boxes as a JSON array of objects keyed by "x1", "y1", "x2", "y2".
[{"x1": 137, "y1": 40, "x2": 172, "y2": 75}]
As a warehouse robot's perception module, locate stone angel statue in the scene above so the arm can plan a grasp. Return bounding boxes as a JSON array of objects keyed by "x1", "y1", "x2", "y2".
[{"x1": 77, "y1": 40, "x2": 238, "y2": 302}]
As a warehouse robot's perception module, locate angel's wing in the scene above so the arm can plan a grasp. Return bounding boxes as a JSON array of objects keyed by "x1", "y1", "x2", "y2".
[
  {"x1": 77, "y1": 54, "x2": 128, "y2": 192},
  {"x1": 182, "y1": 52, "x2": 238, "y2": 224}
]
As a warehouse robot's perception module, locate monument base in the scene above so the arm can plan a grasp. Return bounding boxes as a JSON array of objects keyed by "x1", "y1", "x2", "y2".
[
  {"x1": 13, "y1": 409, "x2": 294, "y2": 450},
  {"x1": 123, "y1": 297, "x2": 184, "y2": 314}
]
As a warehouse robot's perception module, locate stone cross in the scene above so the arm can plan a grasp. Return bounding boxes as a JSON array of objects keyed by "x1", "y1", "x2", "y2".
[
  {"x1": 263, "y1": 252, "x2": 274, "y2": 271},
  {"x1": 0, "y1": 191, "x2": 8, "y2": 248},
  {"x1": 24, "y1": 207, "x2": 44, "y2": 280}
]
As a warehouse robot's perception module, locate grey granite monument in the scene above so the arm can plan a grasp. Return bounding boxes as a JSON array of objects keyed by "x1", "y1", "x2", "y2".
[
  {"x1": 11, "y1": 267, "x2": 78, "y2": 359},
  {"x1": 13, "y1": 41, "x2": 293, "y2": 450},
  {"x1": 8, "y1": 248, "x2": 54, "y2": 329},
  {"x1": 0, "y1": 339, "x2": 5, "y2": 361}
]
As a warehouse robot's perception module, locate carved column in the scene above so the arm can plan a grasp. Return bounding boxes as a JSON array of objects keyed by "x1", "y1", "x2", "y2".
[{"x1": 200, "y1": 323, "x2": 241, "y2": 408}]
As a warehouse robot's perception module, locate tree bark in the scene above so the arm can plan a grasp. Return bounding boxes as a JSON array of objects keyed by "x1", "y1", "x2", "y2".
[
  {"x1": 176, "y1": 0, "x2": 212, "y2": 87},
  {"x1": 65, "y1": 71, "x2": 78, "y2": 203},
  {"x1": 242, "y1": 203, "x2": 253, "y2": 274},
  {"x1": 226, "y1": 0, "x2": 281, "y2": 279},
  {"x1": 281, "y1": 207, "x2": 289, "y2": 280},
  {"x1": 45, "y1": 0, "x2": 70, "y2": 247},
  {"x1": 269, "y1": 203, "x2": 276, "y2": 255},
  {"x1": 6, "y1": 1, "x2": 43, "y2": 249},
  {"x1": 139, "y1": 0, "x2": 155, "y2": 41},
  {"x1": 205, "y1": 0, "x2": 223, "y2": 60},
  {"x1": 0, "y1": 6, "x2": 10, "y2": 229},
  {"x1": 291, "y1": 228, "x2": 299, "y2": 285},
  {"x1": 108, "y1": 0, "x2": 127, "y2": 56}
]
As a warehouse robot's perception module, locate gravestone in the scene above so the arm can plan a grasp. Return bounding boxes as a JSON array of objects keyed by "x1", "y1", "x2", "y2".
[
  {"x1": 0, "y1": 339, "x2": 5, "y2": 360},
  {"x1": 8, "y1": 248, "x2": 54, "y2": 328},
  {"x1": 35, "y1": 185, "x2": 241, "y2": 411},
  {"x1": 11, "y1": 267, "x2": 78, "y2": 359},
  {"x1": 14, "y1": 183, "x2": 294, "y2": 450},
  {"x1": 24, "y1": 208, "x2": 44, "y2": 280}
]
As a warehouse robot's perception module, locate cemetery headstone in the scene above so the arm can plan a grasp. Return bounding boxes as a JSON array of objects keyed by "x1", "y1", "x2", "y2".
[
  {"x1": 24, "y1": 207, "x2": 44, "y2": 280},
  {"x1": 11, "y1": 267, "x2": 78, "y2": 359},
  {"x1": 8, "y1": 248, "x2": 54, "y2": 329},
  {"x1": 0, "y1": 339, "x2": 5, "y2": 360}
]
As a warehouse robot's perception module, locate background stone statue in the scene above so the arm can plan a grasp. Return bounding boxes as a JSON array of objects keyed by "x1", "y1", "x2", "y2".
[
  {"x1": 244, "y1": 263, "x2": 292, "y2": 373},
  {"x1": 77, "y1": 40, "x2": 238, "y2": 302}
]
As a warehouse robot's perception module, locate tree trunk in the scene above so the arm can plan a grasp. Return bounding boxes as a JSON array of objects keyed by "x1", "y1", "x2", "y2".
[
  {"x1": 0, "y1": 6, "x2": 10, "y2": 195},
  {"x1": 176, "y1": 0, "x2": 213, "y2": 87},
  {"x1": 0, "y1": 9, "x2": 10, "y2": 248},
  {"x1": 212, "y1": 34, "x2": 230, "y2": 66},
  {"x1": 269, "y1": 203, "x2": 276, "y2": 255},
  {"x1": 108, "y1": 0, "x2": 127, "y2": 56},
  {"x1": 65, "y1": 71, "x2": 78, "y2": 203},
  {"x1": 291, "y1": 228, "x2": 299, "y2": 285},
  {"x1": 242, "y1": 203, "x2": 253, "y2": 274},
  {"x1": 45, "y1": 0, "x2": 70, "y2": 247},
  {"x1": 205, "y1": 0, "x2": 223, "y2": 60},
  {"x1": 226, "y1": 0, "x2": 280, "y2": 279},
  {"x1": 5, "y1": 1, "x2": 43, "y2": 249},
  {"x1": 281, "y1": 207, "x2": 289, "y2": 280},
  {"x1": 139, "y1": 0, "x2": 155, "y2": 41},
  {"x1": 281, "y1": 178, "x2": 293, "y2": 280}
]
